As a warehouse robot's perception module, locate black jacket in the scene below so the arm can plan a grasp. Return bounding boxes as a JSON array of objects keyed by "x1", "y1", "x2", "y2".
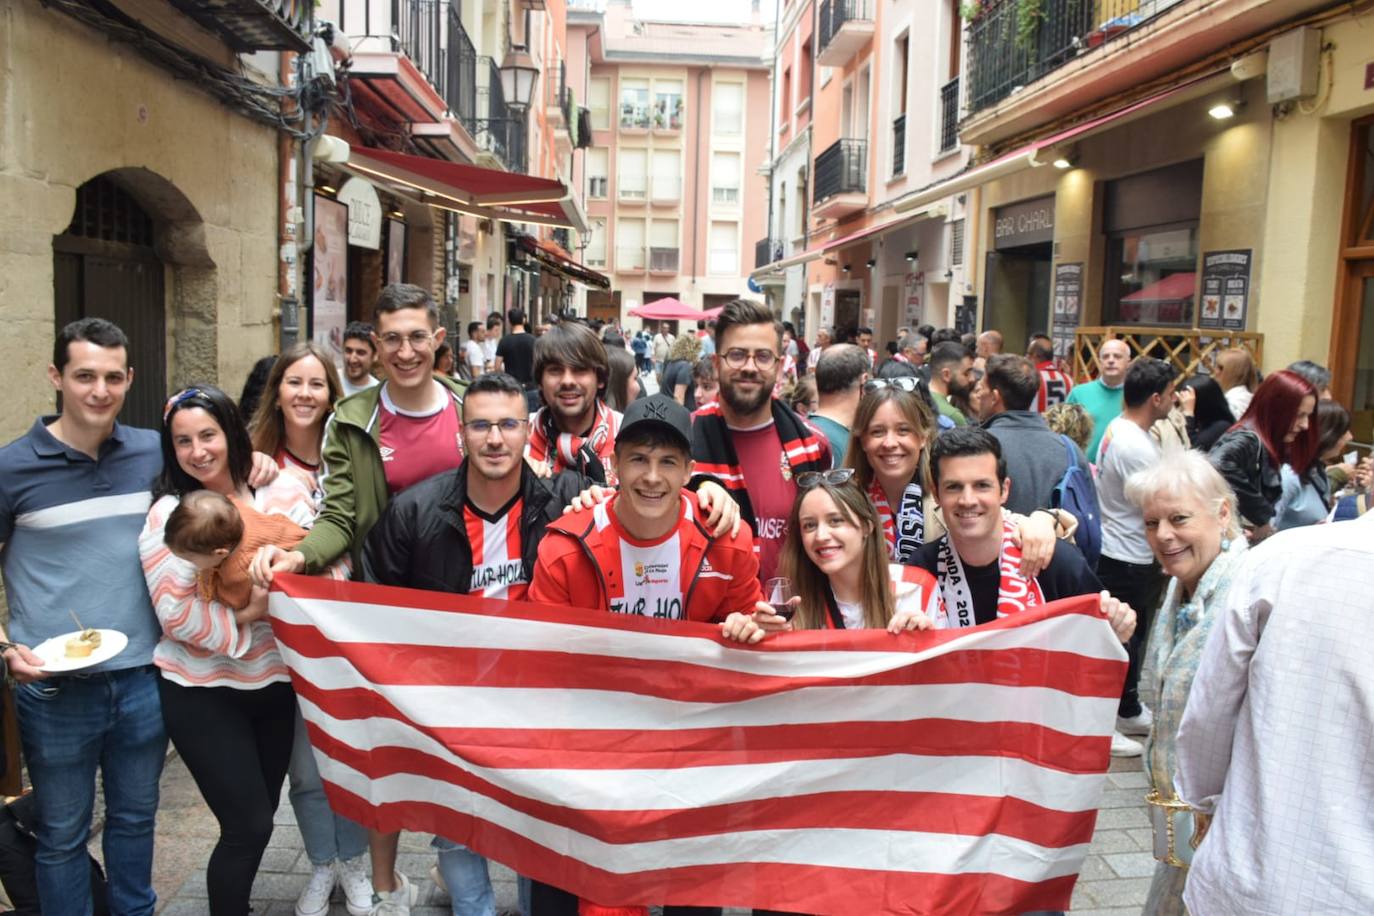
[
  {"x1": 1209, "y1": 426, "x2": 1281, "y2": 527},
  {"x1": 1186, "y1": 416, "x2": 1232, "y2": 453},
  {"x1": 360, "y1": 462, "x2": 586, "y2": 593}
]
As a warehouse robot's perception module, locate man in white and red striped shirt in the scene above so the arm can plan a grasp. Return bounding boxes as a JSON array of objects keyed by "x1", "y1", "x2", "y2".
[
  {"x1": 361, "y1": 372, "x2": 590, "y2": 916},
  {"x1": 1030, "y1": 334, "x2": 1074, "y2": 411}
]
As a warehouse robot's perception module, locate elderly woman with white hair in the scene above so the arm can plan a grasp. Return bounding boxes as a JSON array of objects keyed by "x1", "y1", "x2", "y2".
[{"x1": 1124, "y1": 450, "x2": 1248, "y2": 915}]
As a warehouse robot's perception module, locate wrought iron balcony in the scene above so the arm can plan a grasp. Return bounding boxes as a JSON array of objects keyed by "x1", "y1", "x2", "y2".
[
  {"x1": 445, "y1": 5, "x2": 478, "y2": 133},
  {"x1": 813, "y1": 138, "x2": 867, "y2": 216},
  {"x1": 817, "y1": 0, "x2": 874, "y2": 67},
  {"x1": 393, "y1": 0, "x2": 444, "y2": 92},
  {"x1": 939, "y1": 78, "x2": 960, "y2": 152},
  {"x1": 891, "y1": 114, "x2": 906, "y2": 176},
  {"x1": 754, "y1": 237, "x2": 785, "y2": 269},
  {"x1": 552, "y1": 228, "x2": 571, "y2": 252},
  {"x1": 168, "y1": 0, "x2": 312, "y2": 52},
  {"x1": 965, "y1": 0, "x2": 1168, "y2": 115},
  {"x1": 474, "y1": 114, "x2": 527, "y2": 174}
]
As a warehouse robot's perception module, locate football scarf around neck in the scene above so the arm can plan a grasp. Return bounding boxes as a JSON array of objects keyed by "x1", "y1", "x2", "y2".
[
  {"x1": 934, "y1": 518, "x2": 1044, "y2": 628},
  {"x1": 536, "y1": 400, "x2": 619, "y2": 485},
  {"x1": 869, "y1": 478, "x2": 925, "y2": 562}
]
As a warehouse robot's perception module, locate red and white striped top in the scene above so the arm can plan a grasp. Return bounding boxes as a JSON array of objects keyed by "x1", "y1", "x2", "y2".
[{"x1": 463, "y1": 497, "x2": 526, "y2": 600}]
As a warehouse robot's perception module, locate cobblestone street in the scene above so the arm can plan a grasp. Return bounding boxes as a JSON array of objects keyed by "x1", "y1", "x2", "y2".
[{"x1": 141, "y1": 751, "x2": 1156, "y2": 915}]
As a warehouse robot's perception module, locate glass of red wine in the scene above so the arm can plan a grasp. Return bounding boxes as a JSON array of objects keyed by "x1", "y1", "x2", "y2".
[{"x1": 765, "y1": 577, "x2": 795, "y2": 621}]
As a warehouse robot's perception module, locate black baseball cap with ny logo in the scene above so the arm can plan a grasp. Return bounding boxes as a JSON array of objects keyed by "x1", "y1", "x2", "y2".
[{"x1": 618, "y1": 394, "x2": 693, "y2": 452}]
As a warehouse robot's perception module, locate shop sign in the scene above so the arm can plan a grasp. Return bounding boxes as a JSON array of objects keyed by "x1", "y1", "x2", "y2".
[
  {"x1": 1052, "y1": 262, "x2": 1083, "y2": 358},
  {"x1": 1199, "y1": 249, "x2": 1252, "y2": 331},
  {"x1": 993, "y1": 196, "x2": 1055, "y2": 249},
  {"x1": 904, "y1": 271, "x2": 925, "y2": 326},
  {"x1": 312, "y1": 193, "x2": 349, "y2": 364},
  {"x1": 821, "y1": 283, "x2": 836, "y2": 328},
  {"x1": 336, "y1": 178, "x2": 382, "y2": 249}
]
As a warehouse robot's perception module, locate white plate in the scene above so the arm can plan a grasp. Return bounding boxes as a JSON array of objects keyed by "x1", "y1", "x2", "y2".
[{"x1": 32, "y1": 629, "x2": 129, "y2": 673}]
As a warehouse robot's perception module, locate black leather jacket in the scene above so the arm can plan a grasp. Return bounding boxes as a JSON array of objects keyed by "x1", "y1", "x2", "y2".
[
  {"x1": 360, "y1": 462, "x2": 586, "y2": 593},
  {"x1": 1209, "y1": 426, "x2": 1281, "y2": 527}
]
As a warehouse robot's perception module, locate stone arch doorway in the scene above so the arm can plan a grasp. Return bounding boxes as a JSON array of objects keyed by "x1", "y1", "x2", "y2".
[{"x1": 52, "y1": 168, "x2": 217, "y2": 430}]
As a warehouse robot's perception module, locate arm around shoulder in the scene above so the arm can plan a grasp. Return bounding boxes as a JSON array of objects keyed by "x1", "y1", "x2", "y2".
[{"x1": 298, "y1": 415, "x2": 361, "y2": 571}]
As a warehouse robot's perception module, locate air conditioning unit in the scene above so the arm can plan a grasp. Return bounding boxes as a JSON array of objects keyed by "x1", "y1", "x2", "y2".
[{"x1": 1267, "y1": 27, "x2": 1321, "y2": 103}]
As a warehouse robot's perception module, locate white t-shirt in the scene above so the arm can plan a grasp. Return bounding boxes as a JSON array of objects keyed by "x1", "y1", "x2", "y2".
[
  {"x1": 463, "y1": 340, "x2": 486, "y2": 376},
  {"x1": 836, "y1": 598, "x2": 864, "y2": 630},
  {"x1": 1097, "y1": 416, "x2": 1159, "y2": 564},
  {"x1": 482, "y1": 338, "x2": 498, "y2": 366},
  {"x1": 340, "y1": 374, "x2": 379, "y2": 397}
]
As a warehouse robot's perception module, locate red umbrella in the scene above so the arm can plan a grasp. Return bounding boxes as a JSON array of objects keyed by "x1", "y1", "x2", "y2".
[{"x1": 628, "y1": 298, "x2": 710, "y2": 321}]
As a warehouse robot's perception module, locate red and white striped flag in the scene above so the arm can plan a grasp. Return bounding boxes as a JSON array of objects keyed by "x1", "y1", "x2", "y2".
[{"x1": 270, "y1": 575, "x2": 1127, "y2": 915}]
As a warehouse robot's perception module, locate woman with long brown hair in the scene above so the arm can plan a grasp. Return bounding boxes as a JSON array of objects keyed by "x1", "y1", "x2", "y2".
[{"x1": 247, "y1": 341, "x2": 343, "y2": 476}]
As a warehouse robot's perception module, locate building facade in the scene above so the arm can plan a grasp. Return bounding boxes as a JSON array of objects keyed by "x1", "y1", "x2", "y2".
[{"x1": 566, "y1": 0, "x2": 771, "y2": 324}]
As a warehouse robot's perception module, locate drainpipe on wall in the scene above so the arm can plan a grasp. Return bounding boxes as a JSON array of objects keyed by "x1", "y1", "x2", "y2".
[
  {"x1": 690, "y1": 66, "x2": 706, "y2": 300},
  {"x1": 764, "y1": 0, "x2": 781, "y2": 270},
  {"x1": 279, "y1": 50, "x2": 303, "y2": 351}
]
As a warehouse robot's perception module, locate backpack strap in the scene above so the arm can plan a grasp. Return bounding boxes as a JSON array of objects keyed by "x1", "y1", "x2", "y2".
[{"x1": 1058, "y1": 434, "x2": 1080, "y2": 471}]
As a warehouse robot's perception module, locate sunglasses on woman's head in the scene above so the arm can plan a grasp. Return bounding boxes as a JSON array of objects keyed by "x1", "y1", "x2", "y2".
[
  {"x1": 864, "y1": 377, "x2": 924, "y2": 394},
  {"x1": 796, "y1": 468, "x2": 856, "y2": 489},
  {"x1": 163, "y1": 387, "x2": 208, "y2": 423}
]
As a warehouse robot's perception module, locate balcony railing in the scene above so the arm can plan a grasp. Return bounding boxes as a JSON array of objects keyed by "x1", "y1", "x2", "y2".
[
  {"x1": 588, "y1": 176, "x2": 609, "y2": 198},
  {"x1": 168, "y1": 0, "x2": 312, "y2": 51},
  {"x1": 649, "y1": 247, "x2": 680, "y2": 272},
  {"x1": 891, "y1": 114, "x2": 906, "y2": 176},
  {"x1": 938, "y1": 77, "x2": 959, "y2": 152},
  {"x1": 813, "y1": 138, "x2": 867, "y2": 205},
  {"x1": 712, "y1": 186, "x2": 741, "y2": 206},
  {"x1": 445, "y1": 4, "x2": 477, "y2": 133},
  {"x1": 394, "y1": 0, "x2": 443, "y2": 92},
  {"x1": 617, "y1": 247, "x2": 647, "y2": 270},
  {"x1": 474, "y1": 114, "x2": 527, "y2": 173},
  {"x1": 965, "y1": 0, "x2": 1168, "y2": 114},
  {"x1": 755, "y1": 237, "x2": 785, "y2": 268},
  {"x1": 817, "y1": 0, "x2": 873, "y2": 59},
  {"x1": 619, "y1": 176, "x2": 648, "y2": 200},
  {"x1": 552, "y1": 228, "x2": 571, "y2": 251}
]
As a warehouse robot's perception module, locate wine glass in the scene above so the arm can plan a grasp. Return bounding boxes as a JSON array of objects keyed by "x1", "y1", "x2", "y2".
[{"x1": 765, "y1": 577, "x2": 795, "y2": 621}]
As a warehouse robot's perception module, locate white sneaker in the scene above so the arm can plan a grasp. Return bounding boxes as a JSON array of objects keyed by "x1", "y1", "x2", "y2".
[
  {"x1": 1117, "y1": 707, "x2": 1154, "y2": 737},
  {"x1": 370, "y1": 870, "x2": 417, "y2": 915},
  {"x1": 296, "y1": 862, "x2": 336, "y2": 916},
  {"x1": 1111, "y1": 730, "x2": 1144, "y2": 757},
  {"x1": 337, "y1": 854, "x2": 375, "y2": 916},
  {"x1": 429, "y1": 863, "x2": 449, "y2": 895}
]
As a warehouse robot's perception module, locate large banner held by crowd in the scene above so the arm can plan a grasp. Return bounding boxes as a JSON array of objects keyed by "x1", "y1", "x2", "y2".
[{"x1": 269, "y1": 575, "x2": 1128, "y2": 915}]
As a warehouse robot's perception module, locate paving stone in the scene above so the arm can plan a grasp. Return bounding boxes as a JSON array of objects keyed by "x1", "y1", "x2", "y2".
[
  {"x1": 1103, "y1": 850, "x2": 1157, "y2": 878},
  {"x1": 1083, "y1": 876, "x2": 1151, "y2": 907},
  {"x1": 1092, "y1": 805, "x2": 1150, "y2": 829},
  {"x1": 1076, "y1": 854, "x2": 1115, "y2": 881},
  {"x1": 1086, "y1": 828, "x2": 1140, "y2": 854},
  {"x1": 1097, "y1": 787, "x2": 1148, "y2": 808},
  {"x1": 175, "y1": 870, "x2": 208, "y2": 899},
  {"x1": 249, "y1": 870, "x2": 312, "y2": 900},
  {"x1": 1107, "y1": 768, "x2": 1150, "y2": 789},
  {"x1": 1127, "y1": 826, "x2": 1155, "y2": 850},
  {"x1": 160, "y1": 900, "x2": 213, "y2": 915},
  {"x1": 1069, "y1": 909, "x2": 1143, "y2": 915},
  {"x1": 1069, "y1": 881, "x2": 1097, "y2": 910},
  {"x1": 258, "y1": 845, "x2": 303, "y2": 873}
]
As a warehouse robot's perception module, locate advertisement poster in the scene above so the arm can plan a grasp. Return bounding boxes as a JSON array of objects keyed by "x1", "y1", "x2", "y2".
[
  {"x1": 904, "y1": 271, "x2": 925, "y2": 327},
  {"x1": 1052, "y1": 262, "x2": 1083, "y2": 359},
  {"x1": 821, "y1": 283, "x2": 836, "y2": 329},
  {"x1": 312, "y1": 193, "x2": 348, "y2": 365},
  {"x1": 386, "y1": 218, "x2": 407, "y2": 285},
  {"x1": 1199, "y1": 249, "x2": 1252, "y2": 331}
]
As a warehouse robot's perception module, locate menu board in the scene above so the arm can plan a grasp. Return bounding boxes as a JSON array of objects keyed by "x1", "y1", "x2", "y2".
[
  {"x1": 1052, "y1": 262, "x2": 1083, "y2": 359},
  {"x1": 1200, "y1": 250, "x2": 1251, "y2": 331}
]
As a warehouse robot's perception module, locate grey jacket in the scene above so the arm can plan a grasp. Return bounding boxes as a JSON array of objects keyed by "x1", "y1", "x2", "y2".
[{"x1": 982, "y1": 409, "x2": 1090, "y2": 516}]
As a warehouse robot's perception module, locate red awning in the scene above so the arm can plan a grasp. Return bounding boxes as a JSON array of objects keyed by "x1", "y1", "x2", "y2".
[
  {"x1": 517, "y1": 235, "x2": 610, "y2": 290},
  {"x1": 1122, "y1": 271, "x2": 1196, "y2": 302},
  {"x1": 346, "y1": 146, "x2": 583, "y2": 230}
]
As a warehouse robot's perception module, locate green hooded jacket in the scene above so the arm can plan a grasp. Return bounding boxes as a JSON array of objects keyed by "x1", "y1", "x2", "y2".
[{"x1": 298, "y1": 375, "x2": 468, "y2": 573}]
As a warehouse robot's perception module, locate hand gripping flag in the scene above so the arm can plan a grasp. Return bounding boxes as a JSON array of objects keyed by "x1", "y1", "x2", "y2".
[{"x1": 270, "y1": 575, "x2": 1127, "y2": 915}]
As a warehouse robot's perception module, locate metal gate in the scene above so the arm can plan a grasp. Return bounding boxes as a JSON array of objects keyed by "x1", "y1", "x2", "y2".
[{"x1": 52, "y1": 176, "x2": 167, "y2": 430}]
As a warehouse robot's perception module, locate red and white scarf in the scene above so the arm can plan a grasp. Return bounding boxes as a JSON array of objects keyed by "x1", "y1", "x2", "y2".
[
  {"x1": 869, "y1": 479, "x2": 925, "y2": 562},
  {"x1": 528, "y1": 400, "x2": 622, "y2": 485},
  {"x1": 933, "y1": 519, "x2": 1045, "y2": 629}
]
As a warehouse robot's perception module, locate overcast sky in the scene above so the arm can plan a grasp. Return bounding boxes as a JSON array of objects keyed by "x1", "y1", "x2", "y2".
[{"x1": 631, "y1": 0, "x2": 779, "y2": 24}]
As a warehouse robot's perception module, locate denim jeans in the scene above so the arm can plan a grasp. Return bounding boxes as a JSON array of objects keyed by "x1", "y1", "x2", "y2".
[
  {"x1": 14, "y1": 665, "x2": 167, "y2": 916},
  {"x1": 431, "y1": 835, "x2": 495, "y2": 916},
  {"x1": 288, "y1": 704, "x2": 368, "y2": 865}
]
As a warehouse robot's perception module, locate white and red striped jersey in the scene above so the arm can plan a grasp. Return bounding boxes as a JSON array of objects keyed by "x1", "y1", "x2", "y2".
[
  {"x1": 463, "y1": 497, "x2": 527, "y2": 600},
  {"x1": 1036, "y1": 361, "x2": 1075, "y2": 412}
]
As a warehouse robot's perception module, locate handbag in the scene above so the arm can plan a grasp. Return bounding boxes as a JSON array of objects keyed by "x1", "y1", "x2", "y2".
[{"x1": 1145, "y1": 788, "x2": 1204, "y2": 867}]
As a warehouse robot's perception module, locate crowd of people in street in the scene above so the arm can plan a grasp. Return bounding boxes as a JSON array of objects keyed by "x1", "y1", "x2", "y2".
[{"x1": 0, "y1": 286, "x2": 1370, "y2": 916}]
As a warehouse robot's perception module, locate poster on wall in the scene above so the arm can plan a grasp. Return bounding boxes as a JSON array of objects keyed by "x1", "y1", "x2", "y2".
[
  {"x1": 1199, "y1": 249, "x2": 1251, "y2": 331},
  {"x1": 821, "y1": 283, "x2": 836, "y2": 329},
  {"x1": 1051, "y1": 262, "x2": 1083, "y2": 360},
  {"x1": 386, "y1": 218, "x2": 407, "y2": 285},
  {"x1": 903, "y1": 271, "x2": 925, "y2": 327},
  {"x1": 312, "y1": 193, "x2": 348, "y2": 366}
]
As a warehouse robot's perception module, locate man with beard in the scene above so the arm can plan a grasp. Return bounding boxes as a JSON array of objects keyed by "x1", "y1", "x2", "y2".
[
  {"x1": 692, "y1": 299, "x2": 831, "y2": 583},
  {"x1": 340, "y1": 321, "x2": 380, "y2": 396},
  {"x1": 926, "y1": 341, "x2": 975, "y2": 427},
  {"x1": 526, "y1": 321, "x2": 622, "y2": 485},
  {"x1": 360, "y1": 372, "x2": 588, "y2": 916}
]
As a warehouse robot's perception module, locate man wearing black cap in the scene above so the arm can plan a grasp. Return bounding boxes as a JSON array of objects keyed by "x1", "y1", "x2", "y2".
[
  {"x1": 526, "y1": 394, "x2": 768, "y2": 915},
  {"x1": 529, "y1": 394, "x2": 765, "y2": 625}
]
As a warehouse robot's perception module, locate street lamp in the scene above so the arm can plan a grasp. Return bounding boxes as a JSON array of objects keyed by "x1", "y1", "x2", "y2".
[{"x1": 499, "y1": 46, "x2": 540, "y2": 110}]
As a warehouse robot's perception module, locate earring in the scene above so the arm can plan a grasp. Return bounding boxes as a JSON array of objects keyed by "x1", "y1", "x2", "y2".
[{"x1": 1220, "y1": 537, "x2": 1232, "y2": 551}]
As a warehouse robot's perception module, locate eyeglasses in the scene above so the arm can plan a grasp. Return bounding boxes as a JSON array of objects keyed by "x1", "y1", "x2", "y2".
[
  {"x1": 722, "y1": 348, "x2": 779, "y2": 370},
  {"x1": 376, "y1": 331, "x2": 435, "y2": 352},
  {"x1": 465, "y1": 418, "x2": 528, "y2": 435},
  {"x1": 864, "y1": 377, "x2": 925, "y2": 394},
  {"x1": 796, "y1": 468, "x2": 856, "y2": 489},
  {"x1": 163, "y1": 387, "x2": 208, "y2": 423}
]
